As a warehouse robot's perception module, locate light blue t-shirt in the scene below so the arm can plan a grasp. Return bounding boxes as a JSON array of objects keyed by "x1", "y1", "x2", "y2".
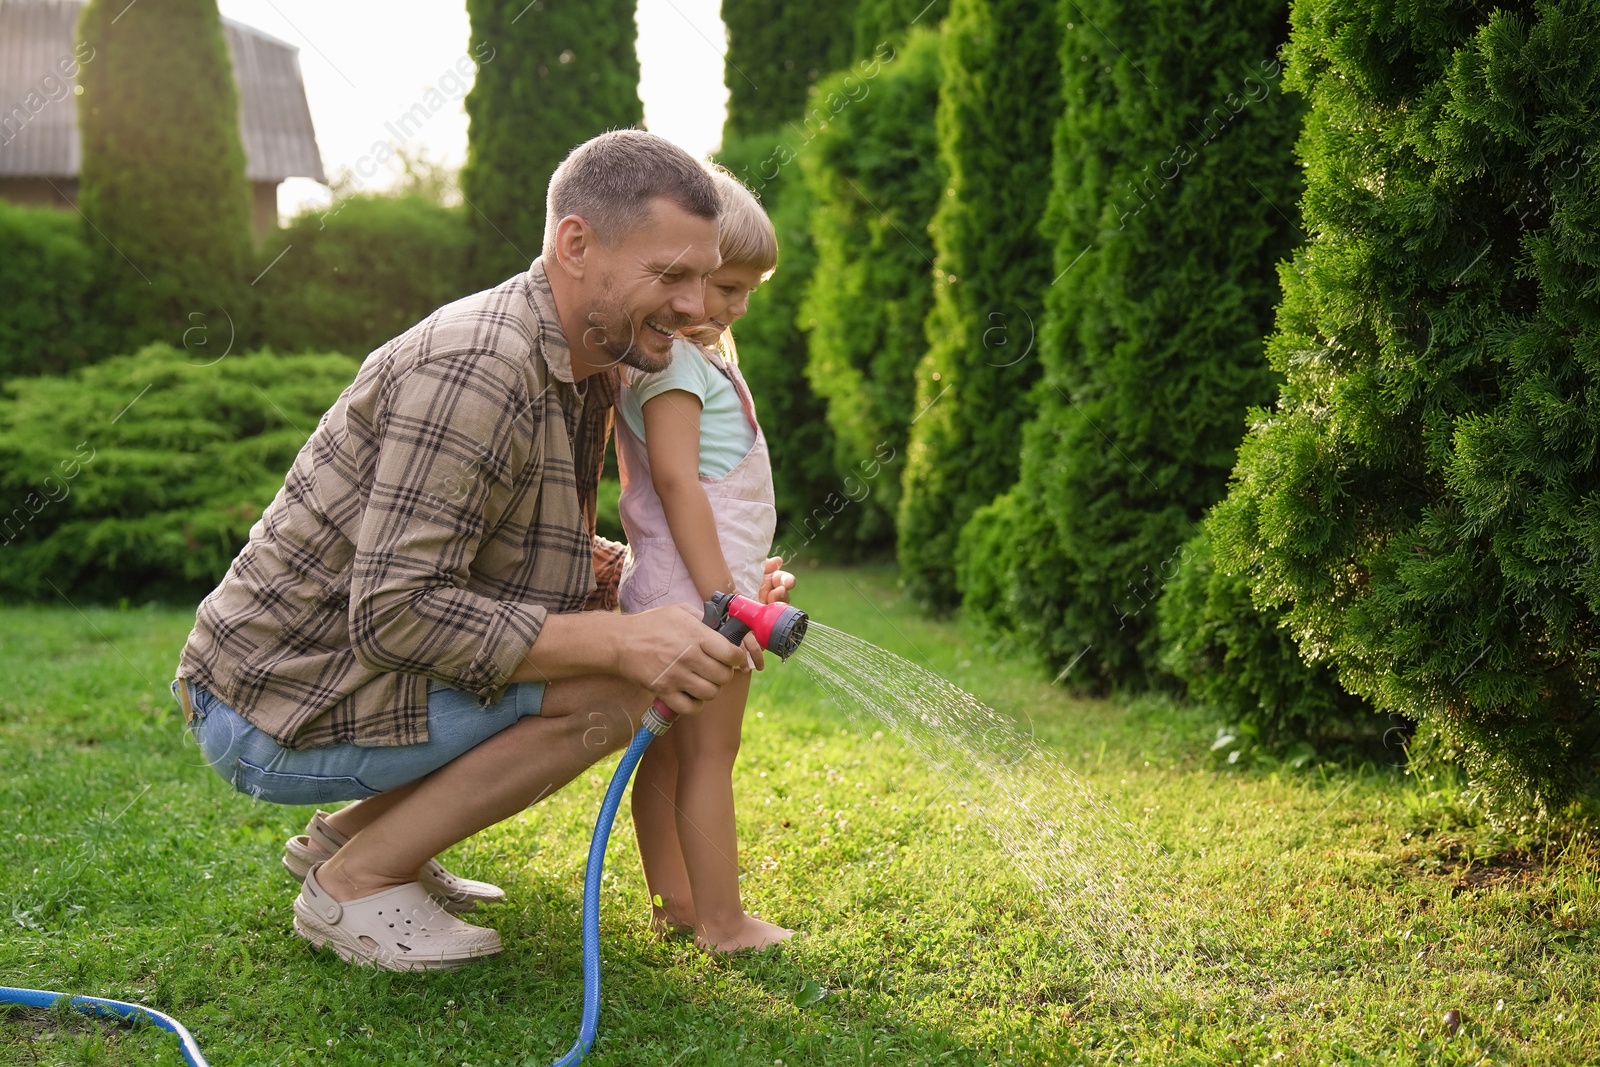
[{"x1": 618, "y1": 338, "x2": 757, "y2": 478}]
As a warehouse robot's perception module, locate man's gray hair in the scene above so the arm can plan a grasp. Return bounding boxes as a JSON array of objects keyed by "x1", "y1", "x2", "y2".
[{"x1": 542, "y1": 129, "x2": 720, "y2": 255}]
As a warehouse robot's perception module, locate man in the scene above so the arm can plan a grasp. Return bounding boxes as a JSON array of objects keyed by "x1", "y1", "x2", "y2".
[{"x1": 171, "y1": 130, "x2": 793, "y2": 971}]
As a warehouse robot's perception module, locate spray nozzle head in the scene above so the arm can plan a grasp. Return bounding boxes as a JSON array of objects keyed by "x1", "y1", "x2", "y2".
[{"x1": 707, "y1": 592, "x2": 809, "y2": 660}]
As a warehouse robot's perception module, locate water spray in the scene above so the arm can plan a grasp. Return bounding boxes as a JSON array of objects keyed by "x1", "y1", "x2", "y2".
[{"x1": 0, "y1": 592, "x2": 808, "y2": 1067}]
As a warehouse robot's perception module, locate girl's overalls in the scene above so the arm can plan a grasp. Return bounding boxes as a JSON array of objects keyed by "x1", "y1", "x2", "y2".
[{"x1": 615, "y1": 344, "x2": 777, "y2": 615}]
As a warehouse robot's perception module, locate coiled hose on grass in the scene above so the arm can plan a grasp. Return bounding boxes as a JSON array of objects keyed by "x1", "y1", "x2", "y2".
[
  {"x1": 0, "y1": 984, "x2": 210, "y2": 1066},
  {"x1": 0, "y1": 722, "x2": 660, "y2": 1067}
]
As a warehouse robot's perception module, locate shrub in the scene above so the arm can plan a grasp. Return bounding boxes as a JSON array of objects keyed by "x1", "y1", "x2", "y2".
[
  {"x1": 956, "y1": 485, "x2": 1075, "y2": 672},
  {"x1": 959, "y1": 0, "x2": 1304, "y2": 691},
  {"x1": 1208, "y1": 0, "x2": 1600, "y2": 807},
  {"x1": 715, "y1": 134, "x2": 858, "y2": 562},
  {"x1": 853, "y1": 0, "x2": 949, "y2": 56},
  {"x1": 1156, "y1": 526, "x2": 1372, "y2": 746},
  {"x1": 0, "y1": 201, "x2": 95, "y2": 378},
  {"x1": 798, "y1": 27, "x2": 944, "y2": 552},
  {"x1": 253, "y1": 193, "x2": 474, "y2": 358},
  {"x1": 76, "y1": 0, "x2": 253, "y2": 356},
  {"x1": 460, "y1": 0, "x2": 641, "y2": 284},
  {"x1": 897, "y1": 0, "x2": 1062, "y2": 609},
  {"x1": 0, "y1": 345, "x2": 359, "y2": 604}
]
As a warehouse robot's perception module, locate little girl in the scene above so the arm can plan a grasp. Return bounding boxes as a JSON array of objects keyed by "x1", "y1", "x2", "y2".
[{"x1": 615, "y1": 167, "x2": 792, "y2": 953}]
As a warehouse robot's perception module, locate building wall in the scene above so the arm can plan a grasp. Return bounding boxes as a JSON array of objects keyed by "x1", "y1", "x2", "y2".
[
  {"x1": 0, "y1": 176, "x2": 280, "y2": 236},
  {"x1": 251, "y1": 180, "x2": 277, "y2": 236},
  {"x1": 0, "y1": 176, "x2": 76, "y2": 207}
]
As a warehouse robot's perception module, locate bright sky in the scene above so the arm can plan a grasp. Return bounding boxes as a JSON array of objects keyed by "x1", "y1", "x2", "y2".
[{"x1": 215, "y1": 0, "x2": 731, "y2": 220}]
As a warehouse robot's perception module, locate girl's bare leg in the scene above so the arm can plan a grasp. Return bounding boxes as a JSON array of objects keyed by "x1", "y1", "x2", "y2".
[
  {"x1": 671, "y1": 670, "x2": 793, "y2": 952},
  {"x1": 630, "y1": 729, "x2": 697, "y2": 932}
]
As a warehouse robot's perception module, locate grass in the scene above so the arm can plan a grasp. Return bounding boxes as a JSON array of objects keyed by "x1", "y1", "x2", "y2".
[{"x1": 1, "y1": 564, "x2": 1596, "y2": 1066}]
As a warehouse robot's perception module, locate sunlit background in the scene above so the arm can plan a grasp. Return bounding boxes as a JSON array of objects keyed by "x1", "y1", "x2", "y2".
[{"x1": 215, "y1": 0, "x2": 729, "y2": 220}]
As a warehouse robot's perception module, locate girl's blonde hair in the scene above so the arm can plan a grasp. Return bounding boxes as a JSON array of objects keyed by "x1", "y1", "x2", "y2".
[
  {"x1": 708, "y1": 164, "x2": 778, "y2": 277},
  {"x1": 682, "y1": 166, "x2": 778, "y2": 359}
]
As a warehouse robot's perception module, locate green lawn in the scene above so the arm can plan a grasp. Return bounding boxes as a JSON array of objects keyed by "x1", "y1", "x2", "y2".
[{"x1": 1, "y1": 566, "x2": 1595, "y2": 1066}]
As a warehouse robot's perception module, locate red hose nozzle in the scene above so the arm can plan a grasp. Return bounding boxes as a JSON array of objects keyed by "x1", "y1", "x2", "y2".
[
  {"x1": 646, "y1": 594, "x2": 809, "y2": 731},
  {"x1": 718, "y1": 593, "x2": 809, "y2": 660}
]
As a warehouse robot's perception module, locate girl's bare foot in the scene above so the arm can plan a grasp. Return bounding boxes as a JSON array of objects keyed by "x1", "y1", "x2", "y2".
[
  {"x1": 696, "y1": 914, "x2": 795, "y2": 954},
  {"x1": 651, "y1": 913, "x2": 696, "y2": 938},
  {"x1": 650, "y1": 900, "x2": 696, "y2": 938}
]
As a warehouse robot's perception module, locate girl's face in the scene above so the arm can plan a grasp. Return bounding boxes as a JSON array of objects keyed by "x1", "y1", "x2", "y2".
[{"x1": 701, "y1": 261, "x2": 767, "y2": 332}]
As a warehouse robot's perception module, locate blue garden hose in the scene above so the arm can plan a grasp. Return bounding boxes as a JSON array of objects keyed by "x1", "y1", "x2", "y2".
[
  {"x1": 551, "y1": 719, "x2": 662, "y2": 1067},
  {"x1": 0, "y1": 984, "x2": 209, "y2": 1066}
]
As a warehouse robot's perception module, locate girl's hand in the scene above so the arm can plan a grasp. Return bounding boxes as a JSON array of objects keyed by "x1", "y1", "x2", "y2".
[
  {"x1": 740, "y1": 631, "x2": 765, "y2": 672},
  {"x1": 757, "y1": 556, "x2": 795, "y2": 605}
]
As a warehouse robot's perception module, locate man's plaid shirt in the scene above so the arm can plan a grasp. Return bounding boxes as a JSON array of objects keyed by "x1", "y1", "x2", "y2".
[{"x1": 177, "y1": 258, "x2": 626, "y2": 749}]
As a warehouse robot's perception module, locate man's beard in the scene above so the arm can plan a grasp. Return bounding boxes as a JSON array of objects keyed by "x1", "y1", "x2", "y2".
[{"x1": 588, "y1": 289, "x2": 684, "y2": 374}]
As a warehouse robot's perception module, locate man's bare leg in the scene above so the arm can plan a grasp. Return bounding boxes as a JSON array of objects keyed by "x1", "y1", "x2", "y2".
[
  {"x1": 320, "y1": 781, "x2": 422, "y2": 839},
  {"x1": 316, "y1": 674, "x2": 649, "y2": 902}
]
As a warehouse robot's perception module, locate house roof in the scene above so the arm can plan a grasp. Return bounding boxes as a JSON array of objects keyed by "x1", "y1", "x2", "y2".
[{"x1": 0, "y1": 0, "x2": 325, "y2": 183}]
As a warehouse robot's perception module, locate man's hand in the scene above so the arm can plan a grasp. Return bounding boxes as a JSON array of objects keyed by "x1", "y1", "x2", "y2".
[
  {"x1": 757, "y1": 556, "x2": 796, "y2": 605},
  {"x1": 621, "y1": 604, "x2": 746, "y2": 716}
]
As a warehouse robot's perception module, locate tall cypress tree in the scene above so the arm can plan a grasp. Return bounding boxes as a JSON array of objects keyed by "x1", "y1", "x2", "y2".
[
  {"x1": 853, "y1": 0, "x2": 949, "y2": 57},
  {"x1": 958, "y1": 0, "x2": 1303, "y2": 689},
  {"x1": 897, "y1": 0, "x2": 1061, "y2": 608},
  {"x1": 1208, "y1": 0, "x2": 1600, "y2": 805},
  {"x1": 716, "y1": 133, "x2": 856, "y2": 561},
  {"x1": 799, "y1": 28, "x2": 944, "y2": 552},
  {"x1": 76, "y1": 0, "x2": 252, "y2": 356},
  {"x1": 721, "y1": 0, "x2": 859, "y2": 141},
  {"x1": 718, "y1": 0, "x2": 863, "y2": 562},
  {"x1": 461, "y1": 0, "x2": 642, "y2": 284}
]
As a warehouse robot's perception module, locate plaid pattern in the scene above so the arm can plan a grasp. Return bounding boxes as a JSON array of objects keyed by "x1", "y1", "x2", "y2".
[{"x1": 177, "y1": 259, "x2": 625, "y2": 749}]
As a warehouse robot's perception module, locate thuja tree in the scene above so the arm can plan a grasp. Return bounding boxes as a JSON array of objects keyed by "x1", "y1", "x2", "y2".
[
  {"x1": 799, "y1": 28, "x2": 944, "y2": 552},
  {"x1": 721, "y1": 0, "x2": 859, "y2": 140},
  {"x1": 76, "y1": 0, "x2": 252, "y2": 356},
  {"x1": 1156, "y1": 527, "x2": 1372, "y2": 747},
  {"x1": 716, "y1": 134, "x2": 859, "y2": 561},
  {"x1": 958, "y1": 0, "x2": 1304, "y2": 690},
  {"x1": 461, "y1": 0, "x2": 641, "y2": 283},
  {"x1": 1209, "y1": 0, "x2": 1600, "y2": 806},
  {"x1": 897, "y1": 0, "x2": 1062, "y2": 609},
  {"x1": 853, "y1": 0, "x2": 949, "y2": 57}
]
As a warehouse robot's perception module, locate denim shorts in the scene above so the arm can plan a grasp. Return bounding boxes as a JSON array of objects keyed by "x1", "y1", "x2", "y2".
[{"x1": 172, "y1": 677, "x2": 545, "y2": 805}]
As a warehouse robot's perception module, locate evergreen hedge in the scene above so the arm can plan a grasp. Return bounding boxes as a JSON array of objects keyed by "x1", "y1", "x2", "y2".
[
  {"x1": 0, "y1": 346, "x2": 359, "y2": 604},
  {"x1": 460, "y1": 0, "x2": 641, "y2": 284},
  {"x1": 75, "y1": 0, "x2": 253, "y2": 357},
  {"x1": 721, "y1": 0, "x2": 860, "y2": 140},
  {"x1": 1208, "y1": 0, "x2": 1600, "y2": 805},
  {"x1": 799, "y1": 28, "x2": 944, "y2": 552},
  {"x1": 716, "y1": 134, "x2": 857, "y2": 562},
  {"x1": 253, "y1": 194, "x2": 474, "y2": 358},
  {"x1": 960, "y1": 0, "x2": 1304, "y2": 691},
  {"x1": 718, "y1": 0, "x2": 950, "y2": 562},
  {"x1": 897, "y1": 0, "x2": 1062, "y2": 608},
  {"x1": 853, "y1": 0, "x2": 949, "y2": 57},
  {"x1": 1156, "y1": 527, "x2": 1372, "y2": 747},
  {"x1": 0, "y1": 201, "x2": 96, "y2": 378}
]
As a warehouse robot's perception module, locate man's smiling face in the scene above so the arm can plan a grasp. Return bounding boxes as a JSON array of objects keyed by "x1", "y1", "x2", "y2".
[{"x1": 582, "y1": 197, "x2": 722, "y2": 373}]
